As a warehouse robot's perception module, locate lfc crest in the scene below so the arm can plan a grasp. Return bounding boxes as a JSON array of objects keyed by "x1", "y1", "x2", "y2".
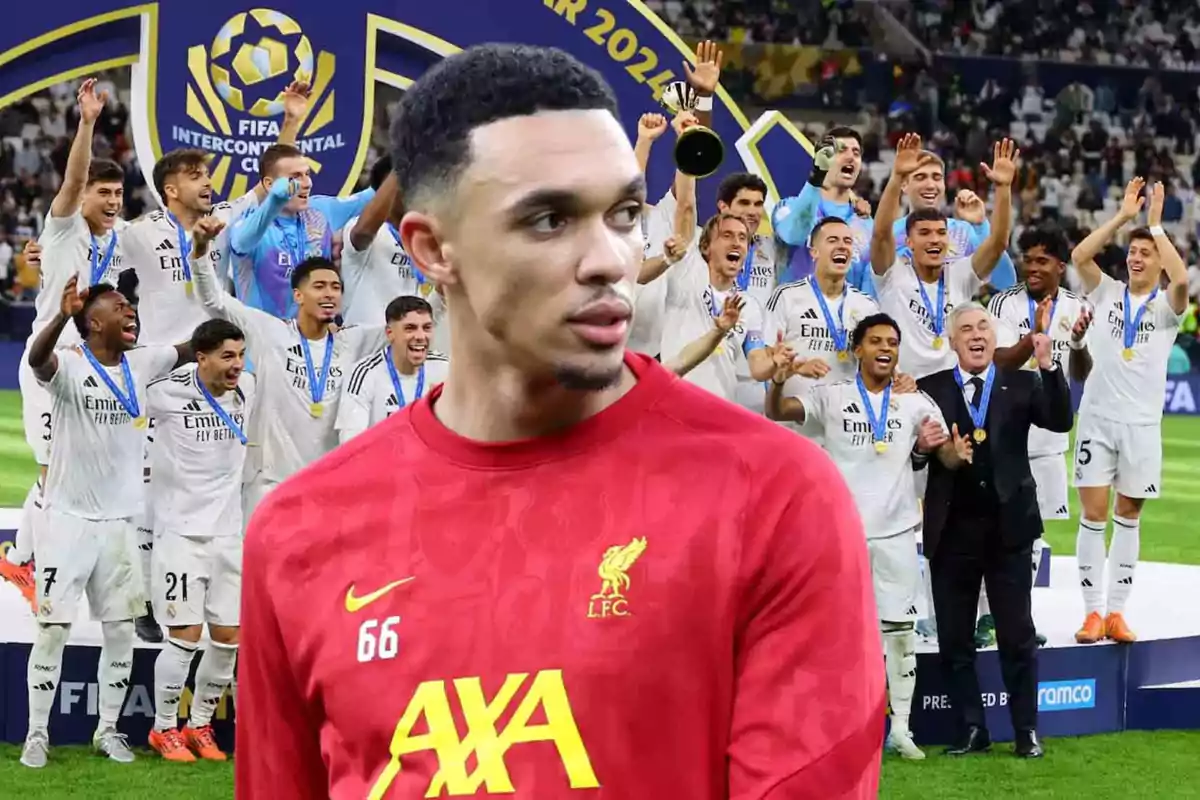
[{"x1": 587, "y1": 536, "x2": 648, "y2": 619}]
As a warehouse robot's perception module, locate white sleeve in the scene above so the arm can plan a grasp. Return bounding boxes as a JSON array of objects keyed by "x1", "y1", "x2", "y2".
[
  {"x1": 335, "y1": 380, "x2": 371, "y2": 445},
  {"x1": 39, "y1": 211, "x2": 83, "y2": 246},
  {"x1": 340, "y1": 217, "x2": 369, "y2": 258},
  {"x1": 804, "y1": 384, "x2": 830, "y2": 430},
  {"x1": 762, "y1": 288, "x2": 787, "y2": 345},
  {"x1": 130, "y1": 345, "x2": 181, "y2": 382},
  {"x1": 41, "y1": 349, "x2": 80, "y2": 395},
  {"x1": 950, "y1": 256, "x2": 983, "y2": 299},
  {"x1": 349, "y1": 325, "x2": 389, "y2": 361},
  {"x1": 917, "y1": 391, "x2": 949, "y2": 434},
  {"x1": 994, "y1": 316, "x2": 1021, "y2": 348},
  {"x1": 190, "y1": 250, "x2": 286, "y2": 350},
  {"x1": 1086, "y1": 272, "x2": 1119, "y2": 307}
]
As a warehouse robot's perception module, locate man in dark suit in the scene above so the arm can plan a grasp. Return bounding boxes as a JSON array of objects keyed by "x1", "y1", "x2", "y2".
[{"x1": 917, "y1": 301, "x2": 1073, "y2": 759}]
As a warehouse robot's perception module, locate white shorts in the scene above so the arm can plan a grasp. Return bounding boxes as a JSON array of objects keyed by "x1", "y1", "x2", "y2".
[
  {"x1": 18, "y1": 354, "x2": 52, "y2": 466},
  {"x1": 1030, "y1": 453, "x2": 1070, "y2": 519},
  {"x1": 868, "y1": 527, "x2": 921, "y2": 623},
  {"x1": 242, "y1": 478, "x2": 279, "y2": 528},
  {"x1": 1073, "y1": 415, "x2": 1162, "y2": 499},
  {"x1": 36, "y1": 510, "x2": 145, "y2": 624},
  {"x1": 152, "y1": 532, "x2": 242, "y2": 628}
]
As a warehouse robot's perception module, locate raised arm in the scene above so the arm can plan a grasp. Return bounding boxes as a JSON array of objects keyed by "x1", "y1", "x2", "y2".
[
  {"x1": 681, "y1": 40, "x2": 722, "y2": 130},
  {"x1": 772, "y1": 135, "x2": 841, "y2": 247},
  {"x1": 666, "y1": 293, "x2": 742, "y2": 377},
  {"x1": 310, "y1": 188, "x2": 376, "y2": 234},
  {"x1": 1146, "y1": 182, "x2": 1190, "y2": 314},
  {"x1": 969, "y1": 139, "x2": 1019, "y2": 280},
  {"x1": 50, "y1": 79, "x2": 107, "y2": 219},
  {"x1": 28, "y1": 276, "x2": 85, "y2": 383},
  {"x1": 191, "y1": 217, "x2": 278, "y2": 343},
  {"x1": 347, "y1": 173, "x2": 399, "y2": 253},
  {"x1": 871, "y1": 134, "x2": 923, "y2": 276},
  {"x1": 230, "y1": 178, "x2": 296, "y2": 256},
  {"x1": 633, "y1": 112, "x2": 668, "y2": 175},
  {"x1": 1072, "y1": 177, "x2": 1145, "y2": 294}
]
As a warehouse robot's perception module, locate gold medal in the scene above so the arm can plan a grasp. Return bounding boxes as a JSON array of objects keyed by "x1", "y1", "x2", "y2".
[
  {"x1": 1121, "y1": 347, "x2": 1134, "y2": 361},
  {"x1": 1025, "y1": 357, "x2": 1037, "y2": 370},
  {"x1": 932, "y1": 336, "x2": 944, "y2": 350},
  {"x1": 310, "y1": 402, "x2": 324, "y2": 418},
  {"x1": 132, "y1": 416, "x2": 148, "y2": 430},
  {"x1": 837, "y1": 350, "x2": 850, "y2": 362},
  {"x1": 973, "y1": 428, "x2": 987, "y2": 443},
  {"x1": 184, "y1": 280, "x2": 194, "y2": 298},
  {"x1": 714, "y1": 342, "x2": 725, "y2": 356},
  {"x1": 419, "y1": 282, "x2": 434, "y2": 297},
  {"x1": 874, "y1": 441, "x2": 888, "y2": 454}
]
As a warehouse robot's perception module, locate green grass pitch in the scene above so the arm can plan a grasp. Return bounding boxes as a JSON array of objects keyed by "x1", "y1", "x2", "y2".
[{"x1": 0, "y1": 390, "x2": 1196, "y2": 795}]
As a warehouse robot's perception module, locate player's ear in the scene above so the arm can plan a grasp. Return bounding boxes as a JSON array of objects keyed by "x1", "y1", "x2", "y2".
[{"x1": 400, "y1": 211, "x2": 456, "y2": 288}]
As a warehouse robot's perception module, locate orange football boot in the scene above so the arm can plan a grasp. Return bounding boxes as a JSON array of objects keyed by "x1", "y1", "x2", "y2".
[
  {"x1": 1074, "y1": 611, "x2": 1105, "y2": 644},
  {"x1": 0, "y1": 557, "x2": 37, "y2": 614},
  {"x1": 1104, "y1": 612, "x2": 1137, "y2": 643},
  {"x1": 149, "y1": 728, "x2": 196, "y2": 762},
  {"x1": 184, "y1": 725, "x2": 227, "y2": 761}
]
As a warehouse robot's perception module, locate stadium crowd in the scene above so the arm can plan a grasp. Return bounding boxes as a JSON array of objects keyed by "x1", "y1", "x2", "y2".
[{"x1": 0, "y1": 14, "x2": 1191, "y2": 796}]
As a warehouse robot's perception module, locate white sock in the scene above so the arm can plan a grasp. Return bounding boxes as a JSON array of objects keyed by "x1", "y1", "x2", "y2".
[
  {"x1": 883, "y1": 627, "x2": 917, "y2": 734},
  {"x1": 27, "y1": 623, "x2": 70, "y2": 734},
  {"x1": 919, "y1": 555, "x2": 935, "y2": 622},
  {"x1": 8, "y1": 481, "x2": 41, "y2": 564},
  {"x1": 154, "y1": 637, "x2": 197, "y2": 731},
  {"x1": 1106, "y1": 515, "x2": 1140, "y2": 614},
  {"x1": 1032, "y1": 537, "x2": 1046, "y2": 581},
  {"x1": 97, "y1": 620, "x2": 135, "y2": 729},
  {"x1": 1076, "y1": 518, "x2": 1107, "y2": 615},
  {"x1": 138, "y1": 528, "x2": 153, "y2": 609},
  {"x1": 978, "y1": 590, "x2": 991, "y2": 618},
  {"x1": 189, "y1": 641, "x2": 238, "y2": 728}
]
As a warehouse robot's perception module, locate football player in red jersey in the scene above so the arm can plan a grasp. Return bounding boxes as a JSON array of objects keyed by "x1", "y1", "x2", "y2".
[{"x1": 237, "y1": 44, "x2": 885, "y2": 799}]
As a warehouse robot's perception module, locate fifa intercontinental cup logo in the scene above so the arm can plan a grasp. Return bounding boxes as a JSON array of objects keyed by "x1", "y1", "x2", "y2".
[{"x1": 180, "y1": 8, "x2": 345, "y2": 197}]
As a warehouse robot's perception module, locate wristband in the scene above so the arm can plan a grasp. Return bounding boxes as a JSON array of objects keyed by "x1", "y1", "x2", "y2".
[
  {"x1": 694, "y1": 95, "x2": 713, "y2": 112},
  {"x1": 1149, "y1": 225, "x2": 1166, "y2": 237},
  {"x1": 1069, "y1": 337, "x2": 1086, "y2": 350}
]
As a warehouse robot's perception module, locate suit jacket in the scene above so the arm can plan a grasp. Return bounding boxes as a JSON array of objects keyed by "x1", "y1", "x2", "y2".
[{"x1": 918, "y1": 364, "x2": 1072, "y2": 558}]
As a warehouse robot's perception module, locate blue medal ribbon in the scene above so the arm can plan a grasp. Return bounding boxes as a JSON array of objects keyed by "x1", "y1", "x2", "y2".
[
  {"x1": 167, "y1": 212, "x2": 193, "y2": 286},
  {"x1": 81, "y1": 344, "x2": 140, "y2": 421},
  {"x1": 300, "y1": 332, "x2": 335, "y2": 406},
  {"x1": 735, "y1": 241, "x2": 757, "y2": 292},
  {"x1": 913, "y1": 265, "x2": 946, "y2": 339},
  {"x1": 195, "y1": 373, "x2": 247, "y2": 445},
  {"x1": 386, "y1": 223, "x2": 423, "y2": 286},
  {"x1": 1123, "y1": 286, "x2": 1158, "y2": 352},
  {"x1": 89, "y1": 232, "x2": 118, "y2": 286},
  {"x1": 953, "y1": 365, "x2": 996, "y2": 435},
  {"x1": 384, "y1": 347, "x2": 425, "y2": 408},
  {"x1": 811, "y1": 279, "x2": 848, "y2": 354},
  {"x1": 1027, "y1": 292, "x2": 1057, "y2": 333},
  {"x1": 855, "y1": 372, "x2": 890, "y2": 447}
]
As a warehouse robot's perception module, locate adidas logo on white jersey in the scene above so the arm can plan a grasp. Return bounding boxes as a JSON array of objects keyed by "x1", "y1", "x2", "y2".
[
  {"x1": 288, "y1": 344, "x2": 304, "y2": 357},
  {"x1": 155, "y1": 239, "x2": 173, "y2": 252},
  {"x1": 800, "y1": 308, "x2": 819, "y2": 320},
  {"x1": 843, "y1": 402, "x2": 861, "y2": 414},
  {"x1": 183, "y1": 400, "x2": 202, "y2": 412},
  {"x1": 83, "y1": 376, "x2": 98, "y2": 388}
]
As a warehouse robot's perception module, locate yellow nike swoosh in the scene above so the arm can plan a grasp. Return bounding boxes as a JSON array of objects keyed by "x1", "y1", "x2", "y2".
[{"x1": 344, "y1": 576, "x2": 416, "y2": 613}]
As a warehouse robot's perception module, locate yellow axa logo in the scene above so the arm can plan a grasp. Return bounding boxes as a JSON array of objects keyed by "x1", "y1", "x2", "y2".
[
  {"x1": 587, "y1": 536, "x2": 647, "y2": 619},
  {"x1": 369, "y1": 669, "x2": 599, "y2": 797},
  {"x1": 345, "y1": 576, "x2": 416, "y2": 613}
]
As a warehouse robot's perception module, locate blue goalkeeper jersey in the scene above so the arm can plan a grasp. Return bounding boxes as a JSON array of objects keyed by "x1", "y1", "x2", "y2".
[
  {"x1": 229, "y1": 188, "x2": 375, "y2": 318},
  {"x1": 771, "y1": 184, "x2": 876, "y2": 296}
]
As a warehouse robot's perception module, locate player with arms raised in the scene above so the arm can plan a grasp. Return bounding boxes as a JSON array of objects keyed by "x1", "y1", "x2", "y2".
[
  {"x1": 766, "y1": 312, "x2": 957, "y2": 760},
  {"x1": 236, "y1": 44, "x2": 883, "y2": 799},
  {"x1": 143, "y1": 319, "x2": 254, "y2": 763},
  {"x1": 21, "y1": 276, "x2": 189, "y2": 768},
  {"x1": 189, "y1": 219, "x2": 387, "y2": 511},
  {"x1": 3, "y1": 79, "x2": 128, "y2": 605},
  {"x1": 1068, "y1": 179, "x2": 1188, "y2": 644}
]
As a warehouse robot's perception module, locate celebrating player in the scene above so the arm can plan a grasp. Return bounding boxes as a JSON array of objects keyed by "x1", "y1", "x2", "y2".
[
  {"x1": 143, "y1": 319, "x2": 254, "y2": 763},
  {"x1": 660, "y1": 212, "x2": 774, "y2": 402},
  {"x1": 979, "y1": 228, "x2": 1093, "y2": 647},
  {"x1": 189, "y1": 218, "x2": 387, "y2": 511},
  {"x1": 3, "y1": 79, "x2": 128, "y2": 606},
  {"x1": 237, "y1": 44, "x2": 884, "y2": 798},
  {"x1": 766, "y1": 313, "x2": 953, "y2": 760},
  {"x1": 227, "y1": 144, "x2": 375, "y2": 318},
  {"x1": 1069, "y1": 179, "x2": 1189, "y2": 644},
  {"x1": 336, "y1": 296, "x2": 448, "y2": 443},
  {"x1": 21, "y1": 276, "x2": 190, "y2": 768},
  {"x1": 871, "y1": 134, "x2": 1017, "y2": 379}
]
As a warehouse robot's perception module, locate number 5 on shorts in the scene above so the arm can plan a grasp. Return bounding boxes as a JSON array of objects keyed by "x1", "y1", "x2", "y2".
[{"x1": 1076, "y1": 439, "x2": 1092, "y2": 466}]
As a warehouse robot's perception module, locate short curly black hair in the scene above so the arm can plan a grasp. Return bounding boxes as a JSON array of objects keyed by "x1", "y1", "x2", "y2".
[{"x1": 390, "y1": 44, "x2": 618, "y2": 210}]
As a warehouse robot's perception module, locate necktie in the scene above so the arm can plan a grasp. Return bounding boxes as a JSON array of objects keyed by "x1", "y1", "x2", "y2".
[{"x1": 969, "y1": 376, "x2": 984, "y2": 410}]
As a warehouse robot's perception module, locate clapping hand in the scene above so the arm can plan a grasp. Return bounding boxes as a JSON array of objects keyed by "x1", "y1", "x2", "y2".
[
  {"x1": 1032, "y1": 332, "x2": 1053, "y2": 370},
  {"x1": 1147, "y1": 180, "x2": 1165, "y2": 228},
  {"x1": 950, "y1": 423, "x2": 974, "y2": 464},
  {"x1": 715, "y1": 293, "x2": 744, "y2": 333},
  {"x1": 1034, "y1": 296, "x2": 1053, "y2": 333},
  {"x1": 916, "y1": 416, "x2": 948, "y2": 453},
  {"x1": 1118, "y1": 177, "x2": 1146, "y2": 223},
  {"x1": 1071, "y1": 306, "x2": 1093, "y2": 343}
]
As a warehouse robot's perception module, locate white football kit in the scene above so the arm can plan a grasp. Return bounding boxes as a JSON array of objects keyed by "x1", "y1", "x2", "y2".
[
  {"x1": 660, "y1": 254, "x2": 766, "y2": 404},
  {"x1": 990, "y1": 284, "x2": 1088, "y2": 519},
  {"x1": 190, "y1": 251, "x2": 387, "y2": 509},
  {"x1": 122, "y1": 193, "x2": 259, "y2": 347},
  {"x1": 1074, "y1": 274, "x2": 1182, "y2": 498},
  {"x1": 627, "y1": 191, "x2": 678, "y2": 357},
  {"x1": 19, "y1": 212, "x2": 128, "y2": 465},
  {"x1": 146, "y1": 365, "x2": 256, "y2": 626},
  {"x1": 876, "y1": 256, "x2": 988, "y2": 379},
  {"x1": 804, "y1": 380, "x2": 947, "y2": 621},
  {"x1": 764, "y1": 277, "x2": 879, "y2": 437},
  {"x1": 36, "y1": 345, "x2": 178, "y2": 623},
  {"x1": 339, "y1": 217, "x2": 442, "y2": 327},
  {"x1": 336, "y1": 350, "x2": 448, "y2": 444}
]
